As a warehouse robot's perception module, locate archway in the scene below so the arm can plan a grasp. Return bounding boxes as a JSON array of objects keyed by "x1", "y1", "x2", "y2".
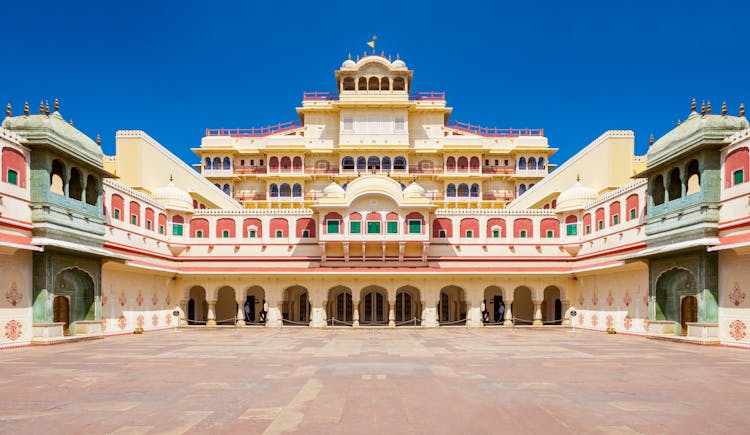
[
  {"x1": 360, "y1": 286, "x2": 388, "y2": 325},
  {"x1": 438, "y1": 285, "x2": 467, "y2": 324},
  {"x1": 188, "y1": 286, "x2": 207, "y2": 325},
  {"x1": 395, "y1": 286, "x2": 421, "y2": 325},
  {"x1": 245, "y1": 285, "x2": 266, "y2": 324},
  {"x1": 328, "y1": 286, "x2": 353, "y2": 325},
  {"x1": 53, "y1": 296, "x2": 70, "y2": 335},
  {"x1": 542, "y1": 286, "x2": 562, "y2": 325},
  {"x1": 512, "y1": 286, "x2": 533, "y2": 325},
  {"x1": 54, "y1": 268, "x2": 95, "y2": 335},
  {"x1": 283, "y1": 286, "x2": 310, "y2": 324},
  {"x1": 655, "y1": 268, "x2": 697, "y2": 335},
  {"x1": 215, "y1": 286, "x2": 237, "y2": 325},
  {"x1": 483, "y1": 286, "x2": 505, "y2": 324}
]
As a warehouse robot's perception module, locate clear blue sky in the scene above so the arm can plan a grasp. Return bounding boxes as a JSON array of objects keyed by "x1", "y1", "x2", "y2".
[{"x1": 3, "y1": 0, "x2": 748, "y2": 167}]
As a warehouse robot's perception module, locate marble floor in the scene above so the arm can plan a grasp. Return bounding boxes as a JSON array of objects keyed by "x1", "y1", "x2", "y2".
[{"x1": 1, "y1": 327, "x2": 749, "y2": 434}]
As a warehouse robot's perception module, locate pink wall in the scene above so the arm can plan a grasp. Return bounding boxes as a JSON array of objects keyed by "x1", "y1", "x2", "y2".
[
  {"x1": 296, "y1": 218, "x2": 316, "y2": 237},
  {"x1": 513, "y1": 218, "x2": 533, "y2": 238},
  {"x1": 433, "y1": 218, "x2": 452, "y2": 237},
  {"x1": 111, "y1": 194, "x2": 124, "y2": 220},
  {"x1": 216, "y1": 218, "x2": 236, "y2": 237},
  {"x1": 242, "y1": 218, "x2": 262, "y2": 237},
  {"x1": 540, "y1": 218, "x2": 559, "y2": 238},
  {"x1": 486, "y1": 218, "x2": 506, "y2": 237},
  {"x1": 626, "y1": 194, "x2": 639, "y2": 221},
  {"x1": 460, "y1": 218, "x2": 479, "y2": 237},
  {"x1": 270, "y1": 218, "x2": 288, "y2": 237},
  {"x1": 129, "y1": 201, "x2": 141, "y2": 226},
  {"x1": 609, "y1": 201, "x2": 621, "y2": 225},
  {"x1": 1, "y1": 147, "x2": 27, "y2": 188},
  {"x1": 725, "y1": 147, "x2": 749, "y2": 187},
  {"x1": 190, "y1": 218, "x2": 209, "y2": 237}
]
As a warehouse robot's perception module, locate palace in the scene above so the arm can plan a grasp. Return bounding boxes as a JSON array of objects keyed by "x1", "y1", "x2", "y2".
[{"x1": 1, "y1": 55, "x2": 749, "y2": 348}]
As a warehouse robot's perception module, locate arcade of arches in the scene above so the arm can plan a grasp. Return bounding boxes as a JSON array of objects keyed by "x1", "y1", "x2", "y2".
[{"x1": 180, "y1": 280, "x2": 568, "y2": 328}]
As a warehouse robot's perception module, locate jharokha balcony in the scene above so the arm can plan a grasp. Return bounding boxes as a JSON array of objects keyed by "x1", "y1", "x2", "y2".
[
  {"x1": 302, "y1": 91, "x2": 446, "y2": 101},
  {"x1": 445, "y1": 120, "x2": 544, "y2": 138},
  {"x1": 205, "y1": 120, "x2": 303, "y2": 138}
]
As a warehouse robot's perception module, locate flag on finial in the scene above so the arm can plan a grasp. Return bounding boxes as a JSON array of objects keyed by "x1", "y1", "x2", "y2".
[{"x1": 366, "y1": 35, "x2": 376, "y2": 54}]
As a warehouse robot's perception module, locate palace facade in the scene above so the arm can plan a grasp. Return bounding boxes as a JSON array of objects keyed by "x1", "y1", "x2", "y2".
[{"x1": 1, "y1": 55, "x2": 749, "y2": 348}]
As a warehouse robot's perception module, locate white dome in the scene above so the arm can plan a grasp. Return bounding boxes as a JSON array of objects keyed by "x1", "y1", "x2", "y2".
[
  {"x1": 556, "y1": 180, "x2": 598, "y2": 212},
  {"x1": 152, "y1": 180, "x2": 194, "y2": 211},
  {"x1": 341, "y1": 59, "x2": 356, "y2": 69},
  {"x1": 403, "y1": 181, "x2": 425, "y2": 198},
  {"x1": 392, "y1": 59, "x2": 406, "y2": 69},
  {"x1": 322, "y1": 182, "x2": 345, "y2": 198}
]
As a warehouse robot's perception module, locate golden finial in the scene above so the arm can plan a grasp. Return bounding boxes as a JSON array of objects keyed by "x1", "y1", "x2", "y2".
[
  {"x1": 169, "y1": 174, "x2": 174, "y2": 182},
  {"x1": 96, "y1": 134, "x2": 102, "y2": 146},
  {"x1": 363, "y1": 50, "x2": 367, "y2": 58},
  {"x1": 677, "y1": 118, "x2": 681, "y2": 126},
  {"x1": 388, "y1": 55, "x2": 392, "y2": 61},
  {"x1": 721, "y1": 101, "x2": 727, "y2": 116},
  {"x1": 706, "y1": 100, "x2": 712, "y2": 114},
  {"x1": 649, "y1": 133, "x2": 654, "y2": 145},
  {"x1": 348, "y1": 52, "x2": 351, "y2": 60},
  {"x1": 44, "y1": 100, "x2": 50, "y2": 115},
  {"x1": 69, "y1": 118, "x2": 74, "y2": 126},
  {"x1": 576, "y1": 174, "x2": 580, "y2": 182},
  {"x1": 700, "y1": 100, "x2": 705, "y2": 115},
  {"x1": 740, "y1": 103, "x2": 745, "y2": 117},
  {"x1": 39, "y1": 101, "x2": 44, "y2": 114},
  {"x1": 54, "y1": 98, "x2": 59, "y2": 112},
  {"x1": 381, "y1": 50, "x2": 385, "y2": 57},
  {"x1": 691, "y1": 98, "x2": 696, "y2": 112},
  {"x1": 396, "y1": 52, "x2": 400, "y2": 60},
  {"x1": 23, "y1": 101, "x2": 29, "y2": 116},
  {"x1": 5, "y1": 103, "x2": 10, "y2": 117},
  {"x1": 356, "y1": 54, "x2": 360, "y2": 61}
]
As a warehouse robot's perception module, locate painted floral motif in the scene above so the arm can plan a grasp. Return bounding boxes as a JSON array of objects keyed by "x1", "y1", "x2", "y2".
[
  {"x1": 623, "y1": 315, "x2": 632, "y2": 330},
  {"x1": 136, "y1": 314, "x2": 145, "y2": 328},
  {"x1": 151, "y1": 314, "x2": 159, "y2": 327},
  {"x1": 729, "y1": 283, "x2": 745, "y2": 307},
  {"x1": 605, "y1": 314, "x2": 614, "y2": 329},
  {"x1": 136, "y1": 291, "x2": 144, "y2": 307},
  {"x1": 592, "y1": 292, "x2": 599, "y2": 307},
  {"x1": 643, "y1": 318, "x2": 650, "y2": 332},
  {"x1": 606, "y1": 291, "x2": 614, "y2": 307},
  {"x1": 118, "y1": 291, "x2": 127, "y2": 307},
  {"x1": 4, "y1": 320, "x2": 22, "y2": 341},
  {"x1": 165, "y1": 293, "x2": 172, "y2": 307},
  {"x1": 5, "y1": 283, "x2": 22, "y2": 307},
  {"x1": 623, "y1": 291, "x2": 632, "y2": 307},
  {"x1": 118, "y1": 315, "x2": 127, "y2": 330},
  {"x1": 591, "y1": 314, "x2": 599, "y2": 327},
  {"x1": 729, "y1": 319, "x2": 747, "y2": 341},
  {"x1": 151, "y1": 292, "x2": 158, "y2": 307},
  {"x1": 165, "y1": 313, "x2": 172, "y2": 326},
  {"x1": 577, "y1": 313, "x2": 584, "y2": 325},
  {"x1": 578, "y1": 294, "x2": 584, "y2": 308}
]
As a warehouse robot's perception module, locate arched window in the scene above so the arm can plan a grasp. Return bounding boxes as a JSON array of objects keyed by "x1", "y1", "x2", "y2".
[
  {"x1": 204, "y1": 157, "x2": 211, "y2": 169},
  {"x1": 446, "y1": 156, "x2": 456, "y2": 171},
  {"x1": 394, "y1": 156, "x2": 406, "y2": 170},
  {"x1": 343, "y1": 77, "x2": 355, "y2": 91},
  {"x1": 280, "y1": 156, "x2": 291, "y2": 171},
  {"x1": 356, "y1": 156, "x2": 366, "y2": 170},
  {"x1": 222, "y1": 184, "x2": 230, "y2": 195},
  {"x1": 668, "y1": 168, "x2": 681, "y2": 201},
  {"x1": 393, "y1": 77, "x2": 405, "y2": 91},
  {"x1": 269, "y1": 184, "x2": 279, "y2": 198},
  {"x1": 470, "y1": 183, "x2": 479, "y2": 197},
  {"x1": 223, "y1": 157, "x2": 231, "y2": 169},
  {"x1": 519, "y1": 184, "x2": 527, "y2": 195},
  {"x1": 382, "y1": 156, "x2": 391, "y2": 170},
  {"x1": 518, "y1": 157, "x2": 526, "y2": 170},
  {"x1": 358, "y1": 77, "x2": 367, "y2": 91},
  {"x1": 447, "y1": 183, "x2": 456, "y2": 197},
  {"x1": 292, "y1": 183, "x2": 302, "y2": 197},
  {"x1": 269, "y1": 156, "x2": 279, "y2": 171},
  {"x1": 213, "y1": 157, "x2": 222, "y2": 170},
  {"x1": 458, "y1": 183, "x2": 469, "y2": 197},
  {"x1": 528, "y1": 157, "x2": 536, "y2": 170},
  {"x1": 85, "y1": 175, "x2": 98, "y2": 206},
  {"x1": 342, "y1": 156, "x2": 354, "y2": 170},
  {"x1": 292, "y1": 156, "x2": 302, "y2": 171},
  {"x1": 469, "y1": 157, "x2": 480, "y2": 171},
  {"x1": 685, "y1": 159, "x2": 700, "y2": 195},
  {"x1": 368, "y1": 76, "x2": 379, "y2": 90},
  {"x1": 368, "y1": 156, "x2": 380, "y2": 170},
  {"x1": 457, "y1": 157, "x2": 468, "y2": 171},
  {"x1": 380, "y1": 77, "x2": 389, "y2": 90},
  {"x1": 280, "y1": 183, "x2": 291, "y2": 197},
  {"x1": 652, "y1": 175, "x2": 665, "y2": 205},
  {"x1": 69, "y1": 168, "x2": 83, "y2": 200},
  {"x1": 50, "y1": 160, "x2": 66, "y2": 195},
  {"x1": 537, "y1": 157, "x2": 545, "y2": 169}
]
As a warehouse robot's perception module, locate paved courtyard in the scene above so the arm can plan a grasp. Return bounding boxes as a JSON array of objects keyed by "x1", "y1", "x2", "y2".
[{"x1": 1, "y1": 328, "x2": 749, "y2": 434}]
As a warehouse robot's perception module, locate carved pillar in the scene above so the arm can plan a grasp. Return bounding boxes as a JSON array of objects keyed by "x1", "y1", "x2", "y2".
[
  {"x1": 466, "y1": 289, "x2": 484, "y2": 328},
  {"x1": 179, "y1": 299, "x2": 188, "y2": 326},
  {"x1": 532, "y1": 299, "x2": 543, "y2": 326},
  {"x1": 235, "y1": 297, "x2": 245, "y2": 327},
  {"x1": 504, "y1": 298, "x2": 514, "y2": 326},
  {"x1": 388, "y1": 290, "x2": 396, "y2": 327},
  {"x1": 206, "y1": 300, "x2": 217, "y2": 326},
  {"x1": 561, "y1": 299, "x2": 571, "y2": 326},
  {"x1": 265, "y1": 287, "x2": 283, "y2": 327},
  {"x1": 352, "y1": 298, "x2": 360, "y2": 327}
]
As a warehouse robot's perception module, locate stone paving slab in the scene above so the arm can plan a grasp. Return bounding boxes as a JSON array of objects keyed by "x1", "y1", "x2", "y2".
[{"x1": 1, "y1": 328, "x2": 749, "y2": 434}]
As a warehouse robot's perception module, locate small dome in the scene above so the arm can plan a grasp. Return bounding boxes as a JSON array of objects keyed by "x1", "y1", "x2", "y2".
[
  {"x1": 341, "y1": 59, "x2": 356, "y2": 69},
  {"x1": 403, "y1": 181, "x2": 425, "y2": 198},
  {"x1": 152, "y1": 180, "x2": 193, "y2": 211},
  {"x1": 322, "y1": 181, "x2": 345, "y2": 198},
  {"x1": 392, "y1": 59, "x2": 406, "y2": 69},
  {"x1": 556, "y1": 180, "x2": 598, "y2": 212}
]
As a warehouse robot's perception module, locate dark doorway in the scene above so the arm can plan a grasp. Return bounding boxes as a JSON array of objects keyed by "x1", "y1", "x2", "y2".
[
  {"x1": 554, "y1": 299, "x2": 562, "y2": 325},
  {"x1": 493, "y1": 295, "x2": 504, "y2": 323},
  {"x1": 53, "y1": 296, "x2": 70, "y2": 335},
  {"x1": 188, "y1": 299, "x2": 195, "y2": 322},
  {"x1": 681, "y1": 295, "x2": 698, "y2": 335},
  {"x1": 246, "y1": 295, "x2": 256, "y2": 322}
]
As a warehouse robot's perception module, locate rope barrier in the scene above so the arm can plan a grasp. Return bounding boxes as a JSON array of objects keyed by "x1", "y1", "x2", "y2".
[
  {"x1": 329, "y1": 318, "x2": 354, "y2": 327},
  {"x1": 394, "y1": 317, "x2": 419, "y2": 327},
  {"x1": 438, "y1": 318, "x2": 468, "y2": 326},
  {"x1": 282, "y1": 318, "x2": 311, "y2": 326}
]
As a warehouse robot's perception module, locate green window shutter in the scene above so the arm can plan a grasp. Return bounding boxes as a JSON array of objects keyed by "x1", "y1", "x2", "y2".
[
  {"x1": 327, "y1": 220, "x2": 340, "y2": 234},
  {"x1": 131, "y1": 215, "x2": 137, "y2": 225},
  {"x1": 114, "y1": 209, "x2": 120, "y2": 220},
  {"x1": 630, "y1": 209, "x2": 636, "y2": 219},
  {"x1": 367, "y1": 221, "x2": 381, "y2": 234},
  {"x1": 350, "y1": 221, "x2": 361, "y2": 234},
  {"x1": 159, "y1": 225, "x2": 164, "y2": 234},
  {"x1": 598, "y1": 221, "x2": 603, "y2": 230},
  {"x1": 566, "y1": 224, "x2": 577, "y2": 236},
  {"x1": 7, "y1": 170, "x2": 18, "y2": 185},
  {"x1": 387, "y1": 221, "x2": 398, "y2": 234},
  {"x1": 546, "y1": 230, "x2": 553, "y2": 238},
  {"x1": 275, "y1": 230, "x2": 283, "y2": 237},
  {"x1": 585, "y1": 225, "x2": 591, "y2": 234},
  {"x1": 146, "y1": 221, "x2": 152, "y2": 230},
  {"x1": 222, "y1": 230, "x2": 229, "y2": 238},
  {"x1": 196, "y1": 230, "x2": 203, "y2": 238},
  {"x1": 492, "y1": 230, "x2": 499, "y2": 238},
  {"x1": 173, "y1": 224, "x2": 183, "y2": 236},
  {"x1": 613, "y1": 215, "x2": 619, "y2": 225},
  {"x1": 249, "y1": 230, "x2": 256, "y2": 238},
  {"x1": 734, "y1": 169, "x2": 745, "y2": 186},
  {"x1": 439, "y1": 230, "x2": 447, "y2": 238},
  {"x1": 408, "y1": 220, "x2": 421, "y2": 234},
  {"x1": 520, "y1": 230, "x2": 527, "y2": 238}
]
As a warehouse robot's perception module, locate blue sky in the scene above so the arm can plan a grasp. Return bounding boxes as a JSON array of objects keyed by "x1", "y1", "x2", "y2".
[{"x1": 2, "y1": 0, "x2": 748, "y2": 167}]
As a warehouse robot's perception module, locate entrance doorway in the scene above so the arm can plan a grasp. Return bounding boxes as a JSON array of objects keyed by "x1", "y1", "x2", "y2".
[
  {"x1": 362, "y1": 290, "x2": 386, "y2": 324},
  {"x1": 395, "y1": 291, "x2": 412, "y2": 322},
  {"x1": 53, "y1": 296, "x2": 70, "y2": 335},
  {"x1": 681, "y1": 295, "x2": 698, "y2": 335},
  {"x1": 493, "y1": 295, "x2": 504, "y2": 323}
]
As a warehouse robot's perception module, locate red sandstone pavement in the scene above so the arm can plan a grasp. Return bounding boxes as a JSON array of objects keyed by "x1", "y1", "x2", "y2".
[{"x1": 1, "y1": 328, "x2": 749, "y2": 434}]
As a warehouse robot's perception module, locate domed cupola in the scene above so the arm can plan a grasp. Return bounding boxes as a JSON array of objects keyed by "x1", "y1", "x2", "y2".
[
  {"x1": 403, "y1": 181, "x2": 426, "y2": 199},
  {"x1": 556, "y1": 176, "x2": 598, "y2": 212},
  {"x1": 152, "y1": 176, "x2": 194, "y2": 212},
  {"x1": 322, "y1": 181, "x2": 345, "y2": 199}
]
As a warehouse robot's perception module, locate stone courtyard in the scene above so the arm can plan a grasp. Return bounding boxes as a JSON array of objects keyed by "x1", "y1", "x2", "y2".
[{"x1": 1, "y1": 328, "x2": 749, "y2": 434}]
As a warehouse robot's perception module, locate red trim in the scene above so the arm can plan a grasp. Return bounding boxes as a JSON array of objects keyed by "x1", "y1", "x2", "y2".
[{"x1": 0, "y1": 215, "x2": 33, "y2": 230}]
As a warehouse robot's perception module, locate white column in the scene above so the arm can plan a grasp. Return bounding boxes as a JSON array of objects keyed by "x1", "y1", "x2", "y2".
[
  {"x1": 206, "y1": 300, "x2": 217, "y2": 326},
  {"x1": 466, "y1": 291, "x2": 484, "y2": 328},
  {"x1": 265, "y1": 289, "x2": 283, "y2": 327},
  {"x1": 179, "y1": 300, "x2": 188, "y2": 326},
  {"x1": 561, "y1": 299, "x2": 571, "y2": 326},
  {"x1": 532, "y1": 299, "x2": 543, "y2": 326},
  {"x1": 504, "y1": 298, "x2": 514, "y2": 326},
  {"x1": 388, "y1": 290, "x2": 396, "y2": 327},
  {"x1": 352, "y1": 298, "x2": 360, "y2": 327},
  {"x1": 236, "y1": 298, "x2": 245, "y2": 327}
]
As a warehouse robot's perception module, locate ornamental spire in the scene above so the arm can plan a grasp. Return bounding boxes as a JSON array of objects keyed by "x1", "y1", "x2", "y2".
[
  {"x1": 700, "y1": 100, "x2": 705, "y2": 115},
  {"x1": 691, "y1": 98, "x2": 696, "y2": 112},
  {"x1": 96, "y1": 134, "x2": 102, "y2": 146},
  {"x1": 649, "y1": 133, "x2": 654, "y2": 145},
  {"x1": 54, "y1": 98, "x2": 60, "y2": 112},
  {"x1": 741, "y1": 103, "x2": 745, "y2": 117},
  {"x1": 721, "y1": 101, "x2": 727, "y2": 116},
  {"x1": 39, "y1": 101, "x2": 44, "y2": 114},
  {"x1": 706, "y1": 100, "x2": 712, "y2": 114},
  {"x1": 23, "y1": 101, "x2": 29, "y2": 116},
  {"x1": 45, "y1": 100, "x2": 50, "y2": 115},
  {"x1": 5, "y1": 103, "x2": 10, "y2": 117}
]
